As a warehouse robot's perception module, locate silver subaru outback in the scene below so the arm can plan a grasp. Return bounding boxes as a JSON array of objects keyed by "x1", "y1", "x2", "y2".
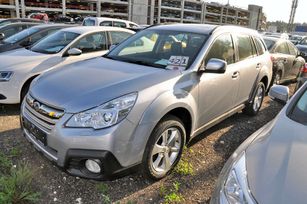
[{"x1": 21, "y1": 24, "x2": 272, "y2": 180}]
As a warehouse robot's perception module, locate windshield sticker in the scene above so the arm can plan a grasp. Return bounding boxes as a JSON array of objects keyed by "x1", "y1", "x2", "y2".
[
  {"x1": 155, "y1": 59, "x2": 169, "y2": 66},
  {"x1": 166, "y1": 56, "x2": 189, "y2": 71}
]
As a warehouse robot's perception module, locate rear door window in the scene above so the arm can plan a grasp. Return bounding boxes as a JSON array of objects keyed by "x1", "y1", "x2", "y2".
[
  {"x1": 236, "y1": 35, "x2": 254, "y2": 61},
  {"x1": 275, "y1": 42, "x2": 290, "y2": 54},
  {"x1": 254, "y1": 37, "x2": 265, "y2": 55},
  {"x1": 113, "y1": 21, "x2": 126, "y2": 28},
  {"x1": 205, "y1": 34, "x2": 235, "y2": 65},
  {"x1": 100, "y1": 21, "x2": 112, "y2": 26}
]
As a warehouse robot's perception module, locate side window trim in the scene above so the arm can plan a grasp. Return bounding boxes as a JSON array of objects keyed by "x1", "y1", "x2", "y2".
[{"x1": 203, "y1": 32, "x2": 236, "y2": 65}]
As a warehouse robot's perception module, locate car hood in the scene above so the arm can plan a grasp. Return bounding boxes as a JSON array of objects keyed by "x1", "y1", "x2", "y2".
[
  {"x1": 0, "y1": 42, "x2": 21, "y2": 53},
  {"x1": 0, "y1": 48, "x2": 56, "y2": 71},
  {"x1": 246, "y1": 110, "x2": 307, "y2": 204},
  {"x1": 296, "y1": 44, "x2": 307, "y2": 52},
  {"x1": 30, "y1": 57, "x2": 181, "y2": 113}
]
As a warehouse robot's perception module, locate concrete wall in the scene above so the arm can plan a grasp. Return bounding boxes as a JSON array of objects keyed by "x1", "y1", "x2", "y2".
[{"x1": 131, "y1": 0, "x2": 148, "y2": 25}]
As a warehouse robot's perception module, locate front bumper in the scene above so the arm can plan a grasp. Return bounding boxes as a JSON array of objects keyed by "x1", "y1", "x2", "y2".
[
  {"x1": 0, "y1": 81, "x2": 20, "y2": 104},
  {"x1": 20, "y1": 100, "x2": 154, "y2": 180}
]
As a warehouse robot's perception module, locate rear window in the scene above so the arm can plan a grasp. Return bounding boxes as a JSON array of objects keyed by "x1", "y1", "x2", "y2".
[
  {"x1": 236, "y1": 35, "x2": 255, "y2": 61},
  {"x1": 254, "y1": 37, "x2": 265, "y2": 55},
  {"x1": 275, "y1": 42, "x2": 290, "y2": 54},
  {"x1": 263, "y1": 39, "x2": 276, "y2": 50},
  {"x1": 289, "y1": 88, "x2": 307, "y2": 125},
  {"x1": 113, "y1": 21, "x2": 126, "y2": 28},
  {"x1": 82, "y1": 19, "x2": 95, "y2": 26}
]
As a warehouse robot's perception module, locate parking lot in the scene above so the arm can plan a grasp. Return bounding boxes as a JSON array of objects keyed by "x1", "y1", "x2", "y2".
[{"x1": 0, "y1": 84, "x2": 295, "y2": 203}]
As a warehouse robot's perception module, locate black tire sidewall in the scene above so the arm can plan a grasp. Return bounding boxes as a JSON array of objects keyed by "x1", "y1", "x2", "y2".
[
  {"x1": 142, "y1": 115, "x2": 186, "y2": 180},
  {"x1": 244, "y1": 82, "x2": 265, "y2": 116}
]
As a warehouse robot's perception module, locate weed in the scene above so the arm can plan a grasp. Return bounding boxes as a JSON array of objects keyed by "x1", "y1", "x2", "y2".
[
  {"x1": 159, "y1": 184, "x2": 167, "y2": 196},
  {"x1": 9, "y1": 147, "x2": 21, "y2": 158},
  {"x1": 96, "y1": 183, "x2": 111, "y2": 204},
  {"x1": 0, "y1": 152, "x2": 12, "y2": 174},
  {"x1": 162, "y1": 182, "x2": 185, "y2": 204},
  {"x1": 0, "y1": 163, "x2": 40, "y2": 204},
  {"x1": 164, "y1": 192, "x2": 184, "y2": 204},
  {"x1": 174, "y1": 159, "x2": 194, "y2": 176}
]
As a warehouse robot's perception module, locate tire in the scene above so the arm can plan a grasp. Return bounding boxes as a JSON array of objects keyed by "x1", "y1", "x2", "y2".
[
  {"x1": 243, "y1": 82, "x2": 265, "y2": 116},
  {"x1": 142, "y1": 115, "x2": 186, "y2": 180},
  {"x1": 273, "y1": 71, "x2": 281, "y2": 85},
  {"x1": 20, "y1": 82, "x2": 31, "y2": 103}
]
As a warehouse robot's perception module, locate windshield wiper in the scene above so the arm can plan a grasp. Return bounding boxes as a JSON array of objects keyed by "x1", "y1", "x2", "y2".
[{"x1": 121, "y1": 59, "x2": 166, "y2": 69}]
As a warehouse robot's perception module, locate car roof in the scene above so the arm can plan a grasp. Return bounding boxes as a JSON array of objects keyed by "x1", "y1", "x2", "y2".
[
  {"x1": 148, "y1": 24, "x2": 259, "y2": 36},
  {"x1": 60, "y1": 26, "x2": 135, "y2": 34},
  {"x1": 0, "y1": 22, "x2": 41, "y2": 29},
  {"x1": 31, "y1": 23, "x2": 72, "y2": 30},
  {"x1": 84, "y1": 17, "x2": 137, "y2": 24}
]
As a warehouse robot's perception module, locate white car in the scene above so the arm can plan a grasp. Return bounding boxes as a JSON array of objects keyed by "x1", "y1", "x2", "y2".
[
  {"x1": 0, "y1": 26, "x2": 134, "y2": 104},
  {"x1": 82, "y1": 17, "x2": 139, "y2": 28}
]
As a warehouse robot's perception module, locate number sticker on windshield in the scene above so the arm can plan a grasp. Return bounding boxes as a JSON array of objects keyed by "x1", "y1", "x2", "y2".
[{"x1": 166, "y1": 56, "x2": 189, "y2": 71}]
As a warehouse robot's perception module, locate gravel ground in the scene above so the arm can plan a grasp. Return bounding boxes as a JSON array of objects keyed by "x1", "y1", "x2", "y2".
[{"x1": 0, "y1": 84, "x2": 295, "y2": 204}]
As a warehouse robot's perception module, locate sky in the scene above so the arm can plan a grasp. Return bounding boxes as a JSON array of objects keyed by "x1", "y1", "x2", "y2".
[{"x1": 208, "y1": 0, "x2": 306, "y2": 23}]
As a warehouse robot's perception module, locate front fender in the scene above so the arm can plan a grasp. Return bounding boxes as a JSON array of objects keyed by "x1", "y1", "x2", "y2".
[{"x1": 139, "y1": 89, "x2": 197, "y2": 132}]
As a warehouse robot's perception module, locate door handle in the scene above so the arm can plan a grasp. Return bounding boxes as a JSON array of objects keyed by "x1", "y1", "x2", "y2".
[
  {"x1": 256, "y1": 63, "x2": 261, "y2": 69},
  {"x1": 232, "y1": 71, "x2": 240, "y2": 78}
]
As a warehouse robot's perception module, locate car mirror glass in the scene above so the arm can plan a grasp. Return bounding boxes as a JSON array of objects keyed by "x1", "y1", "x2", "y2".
[
  {"x1": 0, "y1": 33, "x2": 5, "y2": 41},
  {"x1": 202, "y1": 58, "x2": 227, "y2": 74},
  {"x1": 269, "y1": 85, "x2": 289, "y2": 104},
  {"x1": 67, "y1": 48, "x2": 82, "y2": 56}
]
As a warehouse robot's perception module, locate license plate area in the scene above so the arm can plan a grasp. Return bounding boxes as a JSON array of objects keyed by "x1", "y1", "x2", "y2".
[{"x1": 23, "y1": 117, "x2": 47, "y2": 146}]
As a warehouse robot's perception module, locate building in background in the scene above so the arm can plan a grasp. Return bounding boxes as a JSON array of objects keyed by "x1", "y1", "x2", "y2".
[{"x1": 0, "y1": 0, "x2": 265, "y2": 30}]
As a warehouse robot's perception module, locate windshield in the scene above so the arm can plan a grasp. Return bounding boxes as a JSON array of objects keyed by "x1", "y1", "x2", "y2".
[
  {"x1": 289, "y1": 88, "x2": 307, "y2": 125},
  {"x1": 30, "y1": 31, "x2": 79, "y2": 54},
  {"x1": 82, "y1": 19, "x2": 95, "y2": 26},
  {"x1": 264, "y1": 39, "x2": 276, "y2": 50},
  {"x1": 106, "y1": 29, "x2": 208, "y2": 69},
  {"x1": 3, "y1": 27, "x2": 39, "y2": 44}
]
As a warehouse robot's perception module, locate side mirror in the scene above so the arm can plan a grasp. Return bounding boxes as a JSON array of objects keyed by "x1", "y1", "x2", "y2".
[
  {"x1": 269, "y1": 85, "x2": 289, "y2": 104},
  {"x1": 20, "y1": 39, "x2": 31, "y2": 47},
  {"x1": 67, "y1": 48, "x2": 82, "y2": 56},
  {"x1": 201, "y1": 58, "x2": 227, "y2": 74},
  {"x1": 0, "y1": 33, "x2": 5, "y2": 41}
]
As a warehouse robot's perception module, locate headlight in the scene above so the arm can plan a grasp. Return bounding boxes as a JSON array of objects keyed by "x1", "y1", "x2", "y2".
[
  {"x1": 66, "y1": 93, "x2": 137, "y2": 129},
  {"x1": 220, "y1": 153, "x2": 256, "y2": 204},
  {"x1": 0, "y1": 71, "x2": 13, "y2": 82}
]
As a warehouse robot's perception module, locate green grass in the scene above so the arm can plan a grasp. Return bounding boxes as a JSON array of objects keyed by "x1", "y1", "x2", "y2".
[
  {"x1": 96, "y1": 183, "x2": 111, "y2": 204},
  {"x1": 161, "y1": 182, "x2": 185, "y2": 204},
  {"x1": 9, "y1": 147, "x2": 22, "y2": 158},
  {"x1": 0, "y1": 163, "x2": 40, "y2": 204},
  {"x1": 174, "y1": 159, "x2": 194, "y2": 176}
]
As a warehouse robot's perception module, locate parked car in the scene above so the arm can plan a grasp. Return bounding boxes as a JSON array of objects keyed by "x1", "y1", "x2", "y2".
[
  {"x1": 289, "y1": 34, "x2": 304, "y2": 44},
  {"x1": 0, "y1": 26, "x2": 134, "y2": 104},
  {"x1": 82, "y1": 17, "x2": 139, "y2": 28},
  {"x1": 0, "y1": 22, "x2": 41, "y2": 41},
  {"x1": 21, "y1": 24, "x2": 272, "y2": 180},
  {"x1": 0, "y1": 18, "x2": 41, "y2": 27},
  {"x1": 28, "y1": 13, "x2": 49, "y2": 22},
  {"x1": 211, "y1": 82, "x2": 307, "y2": 204},
  {"x1": 296, "y1": 63, "x2": 307, "y2": 91},
  {"x1": 296, "y1": 36, "x2": 307, "y2": 61},
  {"x1": 0, "y1": 24, "x2": 71, "y2": 53},
  {"x1": 263, "y1": 37, "x2": 305, "y2": 86}
]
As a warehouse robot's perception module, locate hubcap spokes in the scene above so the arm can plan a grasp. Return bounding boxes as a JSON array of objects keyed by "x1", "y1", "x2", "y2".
[
  {"x1": 253, "y1": 86, "x2": 263, "y2": 111},
  {"x1": 151, "y1": 128, "x2": 182, "y2": 174}
]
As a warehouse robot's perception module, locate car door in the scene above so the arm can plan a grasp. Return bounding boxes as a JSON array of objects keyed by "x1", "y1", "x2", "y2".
[
  {"x1": 287, "y1": 42, "x2": 304, "y2": 79},
  {"x1": 61, "y1": 32, "x2": 109, "y2": 66},
  {"x1": 234, "y1": 34, "x2": 261, "y2": 105},
  {"x1": 197, "y1": 33, "x2": 240, "y2": 126},
  {"x1": 274, "y1": 42, "x2": 293, "y2": 79}
]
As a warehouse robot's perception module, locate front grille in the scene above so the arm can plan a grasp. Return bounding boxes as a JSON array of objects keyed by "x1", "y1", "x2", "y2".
[{"x1": 23, "y1": 95, "x2": 64, "y2": 133}]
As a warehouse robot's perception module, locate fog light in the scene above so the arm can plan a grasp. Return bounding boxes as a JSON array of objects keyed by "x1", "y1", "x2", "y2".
[{"x1": 85, "y1": 159, "x2": 101, "y2": 173}]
